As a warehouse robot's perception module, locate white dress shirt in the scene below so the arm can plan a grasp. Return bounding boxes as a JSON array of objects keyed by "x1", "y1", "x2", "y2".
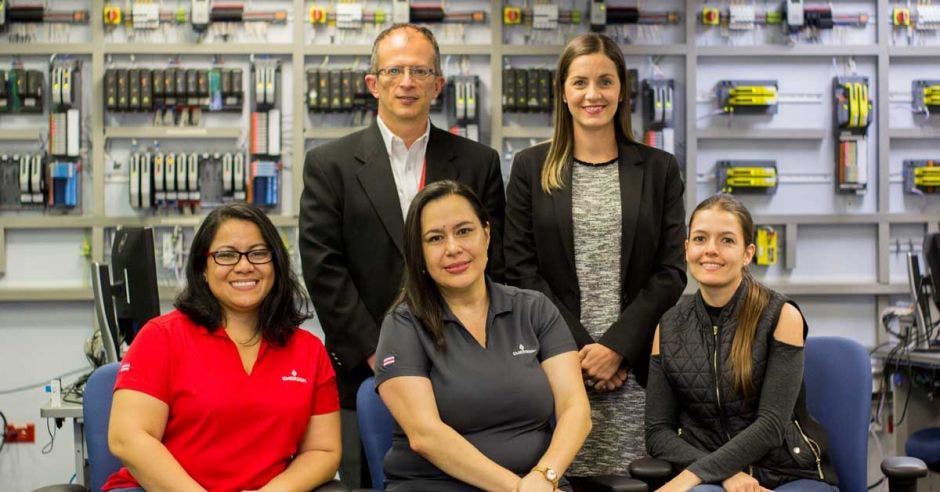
[{"x1": 376, "y1": 115, "x2": 431, "y2": 219}]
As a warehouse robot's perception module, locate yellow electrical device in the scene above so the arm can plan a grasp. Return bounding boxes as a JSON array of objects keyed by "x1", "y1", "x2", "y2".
[
  {"x1": 504, "y1": 7, "x2": 523, "y2": 25},
  {"x1": 755, "y1": 227, "x2": 778, "y2": 266},
  {"x1": 309, "y1": 7, "x2": 327, "y2": 24},
  {"x1": 717, "y1": 163, "x2": 778, "y2": 193},
  {"x1": 103, "y1": 5, "x2": 122, "y2": 25},
  {"x1": 914, "y1": 166, "x2": 940, "y2": 187},
  {"x1": 718, "y1": 82, "x2": 779, "y2": 113},
  {"x1": 701, "y1": 7, "x2": 721, "y2": 26}
]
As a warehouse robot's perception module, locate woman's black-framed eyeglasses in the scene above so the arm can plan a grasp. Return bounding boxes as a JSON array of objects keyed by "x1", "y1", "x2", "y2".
[{"x1": 207, "y1": 249, "x2": 273, "y2": 266}]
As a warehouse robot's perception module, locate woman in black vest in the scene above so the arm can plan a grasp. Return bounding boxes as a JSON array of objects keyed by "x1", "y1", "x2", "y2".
[{"x1": 646, "y1": 194, "x2": 838, "y2": 491}]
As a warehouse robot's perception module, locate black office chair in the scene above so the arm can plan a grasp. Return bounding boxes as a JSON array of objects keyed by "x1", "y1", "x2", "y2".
[{"x1": 628, "y1": 337, "x2": 928, "y2": 492}]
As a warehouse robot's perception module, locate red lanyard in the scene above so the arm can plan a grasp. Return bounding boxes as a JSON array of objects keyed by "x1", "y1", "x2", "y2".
[{"x1": 418, "y1": 157, "x2": 427, "y2": 190}]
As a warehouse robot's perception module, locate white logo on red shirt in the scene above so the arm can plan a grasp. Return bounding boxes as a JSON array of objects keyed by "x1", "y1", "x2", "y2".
[
  {"x1": 281, "y1": 369, "x2": 308, "y2": 383},
  {"x1": 119, "y1": 363, "x2": 131, "y2": 372}
]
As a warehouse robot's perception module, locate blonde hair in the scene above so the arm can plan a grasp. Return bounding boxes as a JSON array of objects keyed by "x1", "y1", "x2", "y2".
[{"x1": 541, "y1": 33, "x2": 634, "y2": 193}]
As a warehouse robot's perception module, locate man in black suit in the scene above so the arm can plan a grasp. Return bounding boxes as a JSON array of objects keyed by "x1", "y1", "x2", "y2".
[{"x1": 299, "y1": 23, "x2": 504, "y2": 488}]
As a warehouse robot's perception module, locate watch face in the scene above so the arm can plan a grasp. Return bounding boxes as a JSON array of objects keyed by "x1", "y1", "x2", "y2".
[{"x1": 546, "y1": 468, "x2": 557, "y2": 481}]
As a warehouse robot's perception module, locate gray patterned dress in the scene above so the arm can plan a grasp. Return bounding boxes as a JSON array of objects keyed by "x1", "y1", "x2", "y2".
[{"x1": 566, "y1": 157, "x2": 646, "y2": 477}]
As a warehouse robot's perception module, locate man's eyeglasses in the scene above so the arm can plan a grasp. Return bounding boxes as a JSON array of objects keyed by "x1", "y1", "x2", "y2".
[
  {"x1": 208, "y1": 249, "x2": 273, "y2": 266},
  {"x1": 374, "y1": 66, "x2": 438, "y2": 80}
]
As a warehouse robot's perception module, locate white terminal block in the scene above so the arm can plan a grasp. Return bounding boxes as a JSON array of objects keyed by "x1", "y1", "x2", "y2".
[
  {"x1": 917, "y1": 5, "x2": 940, "y2": 29},
  {"x1": 391, "y1": 0, "x2": 410, "y2": 24},
  {"x1": 533, "y1": 4, "x2": 559, "y2": 30},
  {"x1": 132, "y1": 4, "x2": 161, "y2": 30},
  {"x1": 46, "y1": 380, "x2": 62, "y2": 408},
  {"x1": 336, "y1": 4, "x2": 364, "y2": 30},
  {"x1": 786, "y1": 0, "x2": 804, "y2": 29},
  {"x1": 728, "y1": 5, "x2": 756, "y2": 30}
]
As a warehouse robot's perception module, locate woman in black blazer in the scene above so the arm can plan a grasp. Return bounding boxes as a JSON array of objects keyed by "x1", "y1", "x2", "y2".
[{"x1": 505, "y1": 33, "x2": 687, "y2": 483}]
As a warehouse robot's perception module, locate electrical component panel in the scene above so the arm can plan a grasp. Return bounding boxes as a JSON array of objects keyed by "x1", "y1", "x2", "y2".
[
  {"x1": 903, "y1": 160, "x2": 940, "y2": 194},
  {"x1": 700, "y1": 3, "x2": 868, "y2": 40},
  {"x1": 716, "y1": 80, "x2": 778, "y2": 114},
  {"x1": 128, "y1": 150, "x2": 255, "y2": 209},
  {"x1": 447, "y1": 76, "x2": 481, "y2": 142},
  {"x1": 247, "y1": 60, "x2": 281, "y2": 207},
  {"x1": 0, "y1": 154, "x2": 45, "y2": 208},
  {"x1": 755, "y1": 226, "x2": 779, "y2": 266},
  {"x1": 0, "y1": 69, "x2": 44, "y2": 113},
  {"x1": 305, "y1": 69, "x2": 373, "y2": 114},
  {"x1": 104, "y1": 67, "x2": 243, "y2": 114},
  {"x1": 833, "y1": 76, "x2": 871, "y2": 194},
  {"x1": 912, "y1": 80, "x2": 940, "y2": 115},
  {"x1": 502, "y1": 68, "x2": 553, "y2": 113},
  {"x1": 716, "y1": 160, "x2": 778, "y2": 194},
  {"x1": 101, "y1": 3, "x2": 287, "y2": 32},
  {"x1": 642, "y1": 79, "x2": 675, "y2": 155},
  {"x1": 834, "y1": 77, "x2": 872, "y2": 131}
]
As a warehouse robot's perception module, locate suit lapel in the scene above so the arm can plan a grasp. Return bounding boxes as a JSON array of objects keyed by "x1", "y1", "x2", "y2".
[
  {"x1": 355, "y1": 123, "x2": 405, "y2": 255},
  {"x1": 618, "y1": 141, "x2": 645, "y2": 279},
  {"x1": 552, "y1": 161, "x2": 577, "y2": 275},
  {"x1": 424, "y1": 126, "x2": 459, "y2": 183}
]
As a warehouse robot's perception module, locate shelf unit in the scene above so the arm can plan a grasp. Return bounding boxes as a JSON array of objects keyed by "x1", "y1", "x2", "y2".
[{"x1": 1, "y1": 0, "x2": 938, "y2": 303}]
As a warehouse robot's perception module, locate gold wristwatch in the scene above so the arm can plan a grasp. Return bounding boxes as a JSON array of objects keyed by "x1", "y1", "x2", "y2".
[{"x1": 532, "y1": 465, "x2": 559, "y2": 488}]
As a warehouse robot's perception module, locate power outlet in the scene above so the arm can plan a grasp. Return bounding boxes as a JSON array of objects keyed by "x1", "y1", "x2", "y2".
[{"x1": 5, "y1": 423, "x2": 36, "y2": 443}]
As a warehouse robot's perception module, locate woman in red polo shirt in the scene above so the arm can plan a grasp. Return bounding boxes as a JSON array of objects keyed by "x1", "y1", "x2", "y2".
[{"x1": 103, "y1": 203, "x2": 341, "y2": 492}]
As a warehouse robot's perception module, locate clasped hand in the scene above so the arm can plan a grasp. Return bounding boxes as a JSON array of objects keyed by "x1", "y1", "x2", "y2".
[{"x1": 579, "y1": 343, "x2": 626, "y2": 392}]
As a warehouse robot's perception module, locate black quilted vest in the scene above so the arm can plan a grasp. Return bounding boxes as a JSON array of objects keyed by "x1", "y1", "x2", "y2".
[{"x1": 658, "y1": 278, "x2": 838, "y2": 487}]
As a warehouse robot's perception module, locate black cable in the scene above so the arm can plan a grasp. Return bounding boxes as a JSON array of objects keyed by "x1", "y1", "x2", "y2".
[
  {"x1": 867, "y1": 476, "x2": 885, "y2": 490},
  {"x1": 0, "y1": 411, "x2": 7, "y2": 454}
]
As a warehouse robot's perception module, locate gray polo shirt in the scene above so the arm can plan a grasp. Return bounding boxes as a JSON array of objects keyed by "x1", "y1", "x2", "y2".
[{"x1": 374, "y1": 282, "x2": 577, "y2": 490}]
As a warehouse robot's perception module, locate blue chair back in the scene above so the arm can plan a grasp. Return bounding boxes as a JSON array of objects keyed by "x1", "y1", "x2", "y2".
[
  {"x1": 356, "y1": 376, "x2": 394, "y2": 490},
  {"x1": 804, "y1": 337, "x2": 871, "y2": 492},
  {"x1": 83, "y1": 362, "x2": 122, "y2": 492}
]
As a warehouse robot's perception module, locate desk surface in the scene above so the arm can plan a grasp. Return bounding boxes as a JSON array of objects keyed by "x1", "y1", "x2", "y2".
[
  {"x1": 40, "y1": 401, "x2": 82, "y2": 419},
  {"x1": 873, "y1": 347, "x2": 940, "y2": 369}
]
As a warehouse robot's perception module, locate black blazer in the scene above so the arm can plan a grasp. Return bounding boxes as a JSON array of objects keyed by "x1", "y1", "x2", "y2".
[
  {"x1": 504, "y1": 140, "x2": 686, "y2": 387},
  {"x1": 299, "y1": 122, "x2": 505, "y2": 407}
]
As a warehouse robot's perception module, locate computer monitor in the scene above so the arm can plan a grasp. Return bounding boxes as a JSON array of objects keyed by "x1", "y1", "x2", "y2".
[
  {"x1": 906, "y1": 252, "x2": 933, "y2": 351},
  {"x1": 110, "y1": 227, "x2": 160, "y2": 345},
  {"x1": 91, "y1": 262, "x2": 121, "y2": 364},
  {"x1": 924, "y1": 232, "x2": 940, "y2": 312},
  {"x1": 90, "y1": 227, "x2": 160, "y2": 363}
]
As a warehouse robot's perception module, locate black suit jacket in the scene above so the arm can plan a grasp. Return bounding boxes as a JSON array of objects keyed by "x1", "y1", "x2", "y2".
[
  {"x1": 299, "y1": 122, "x2": 505, "y2": 407},
  {"x1": 504, "y1": 140, "x2": 686, "y2": 387}
]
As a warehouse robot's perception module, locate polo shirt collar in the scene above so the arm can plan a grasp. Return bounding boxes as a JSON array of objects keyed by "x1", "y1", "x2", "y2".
[{"x1": 441, "y1": 278, "x2": 512, "y2": 323}]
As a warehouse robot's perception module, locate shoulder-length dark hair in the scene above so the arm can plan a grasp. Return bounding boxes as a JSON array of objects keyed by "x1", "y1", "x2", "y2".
[
  {"x1": 689, "y1": 194, "x2": 769, "y2": 397},
  {"x1": 542, "y1": 33, "x2": 634, "y2": 193},
  {"x1": 397, "y1": 180, "x2": 490, "y2": 351},
  {"x1": 175, "y1": 203, "x2": 311, "y2": 346}
]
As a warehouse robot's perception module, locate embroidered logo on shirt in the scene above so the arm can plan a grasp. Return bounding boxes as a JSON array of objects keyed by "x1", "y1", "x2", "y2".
[
  {"x1": 512, "y1": 344, "x2": 537, "y2": 356},
  {"x1": 382, "y1": 356, "x2": 396, "y2": 367},
  {"x1": 281, "y1": 369, "x2": 308, "y2": 383},
  {"x1": 119, "y1": 363, "x2": 131, "y2": 373}
]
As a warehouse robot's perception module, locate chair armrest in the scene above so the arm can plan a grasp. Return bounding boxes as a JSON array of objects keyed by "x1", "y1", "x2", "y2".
[
  {"x1": 570, "y1": 475, "x2": 647, "y2": 492},
  {"x1": 882, "y1": 456, "x2": 928, "y2": 492},
  {"x1": 32, "y1": 486, "x2": 86, "y2": 492},
  {"x1": 312, "y1": 479, "x2": 349, "y2": 492},
  {"x1": 629, "y1": 457, "x2": 674, "y2": 480},
  {"x1": 881, "y1": 456, "x2": 928, "y2": 479}
]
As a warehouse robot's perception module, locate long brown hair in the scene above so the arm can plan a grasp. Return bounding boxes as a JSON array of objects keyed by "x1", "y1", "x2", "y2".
[
  {"x1": 541, "y1": 33, "x2": 634, "y2": 193},
  {"x1": 689, "y1": 194, "x2": 769, "y2": 397},
  {"x1": 397, "y1": 180, "x2": 491, "y2": 351}
]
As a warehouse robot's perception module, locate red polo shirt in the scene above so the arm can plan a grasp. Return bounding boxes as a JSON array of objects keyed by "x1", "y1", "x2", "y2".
[{"x1": 102, "y1": 310, "x2": 339, "y2": 492}]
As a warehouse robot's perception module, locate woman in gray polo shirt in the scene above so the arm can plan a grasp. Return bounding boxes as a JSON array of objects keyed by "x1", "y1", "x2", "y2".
[{"x1": 374, "y1": 180, "x2": 592, "y2": 491}]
